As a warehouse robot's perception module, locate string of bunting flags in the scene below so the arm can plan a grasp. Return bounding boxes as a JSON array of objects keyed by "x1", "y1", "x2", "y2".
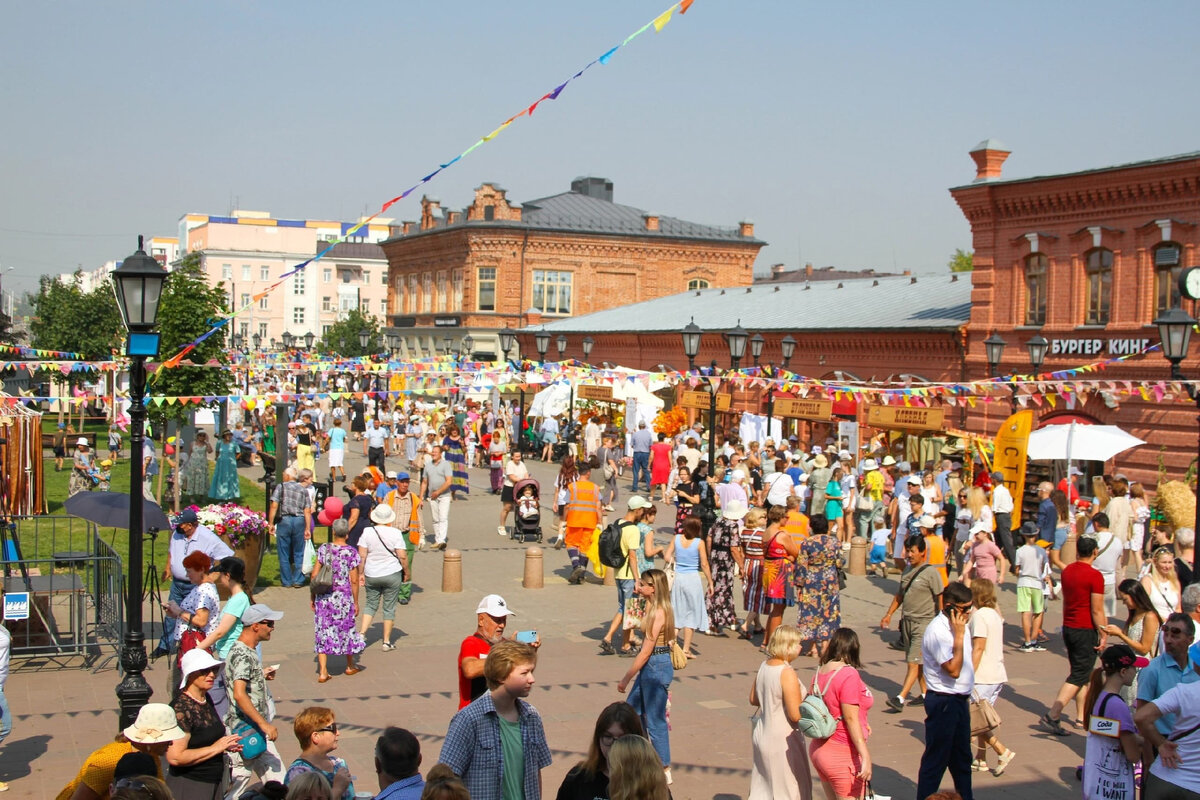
[{"x1": 157, "y1": 0, "x2": 698, "y2": 373}]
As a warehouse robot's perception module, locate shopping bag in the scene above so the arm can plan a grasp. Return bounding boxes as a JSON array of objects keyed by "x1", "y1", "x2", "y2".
[
  {"x1": 586, "y1": 528, "x2": 606, "y2": 578},
  {"x1": 302, "y1": 540, "x2": 317, "y2": 574}
]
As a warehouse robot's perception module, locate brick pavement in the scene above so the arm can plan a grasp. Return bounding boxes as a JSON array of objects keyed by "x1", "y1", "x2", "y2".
[{"x1": 5, "y1": 449, "x2": 1095, "y2": 799}]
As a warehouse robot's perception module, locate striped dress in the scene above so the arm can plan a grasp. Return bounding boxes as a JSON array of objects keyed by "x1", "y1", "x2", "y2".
[
  {"x1": 740, "y1": 526, "x2": 768, "y2": 614},
  {"x1": 442, "y1": 435, "x2": 470, "y2": 497}
]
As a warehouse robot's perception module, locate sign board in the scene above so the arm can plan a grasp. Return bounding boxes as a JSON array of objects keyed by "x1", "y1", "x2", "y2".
[
  {"x1": 679, "y1": 390, "x2": 731, "y2": 411},
  {"x1": 774, "y1": 398, "x2": 833, "y2": 420},
  {"x1": 3, "y1": 592, "x2": 29, "y2": 621},
  {"x1": 866, "y1": 405, "x2": 946, "y2": 431},
  {"x1": 1050, "y1": 337, "x2": 1151, "y2": 357},
  {"x1": 433, "y1": 316, "x2": 461, "y2": 327},
  {"x1": 576, "y1": 384, "x2": 614, "y2": 402}
]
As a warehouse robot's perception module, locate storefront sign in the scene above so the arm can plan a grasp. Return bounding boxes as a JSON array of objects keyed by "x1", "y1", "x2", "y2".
[
  {"x1": 679, "y1": 390, "x2": 731, "y2": 411},
  {"x1": 1050, "y1": 337, "x2": 1151, "y2": 357},
  {"x1": 3, "y1": 592, "x2": 29, "y2": 621},
  {"x1": 867, "y1": 405, "x2": 946, "y2": 431},
  {"x1": 773, "y1": 398, "x2": 833, "y2": 420},
  {"x1": 576, "y1": 384, "x2": 614, "y2": 401},
  {"x1": 433, "y1": 316, "x2": 461, "y2": 327}
]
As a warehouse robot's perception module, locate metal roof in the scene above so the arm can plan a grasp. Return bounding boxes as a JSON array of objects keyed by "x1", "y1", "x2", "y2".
[
  {"x1": 951, "y1": 150, "x2": 1200, "y2": 191},
  {"x1": 526, "y1": 274, "x2": 972, "y2": 334}
]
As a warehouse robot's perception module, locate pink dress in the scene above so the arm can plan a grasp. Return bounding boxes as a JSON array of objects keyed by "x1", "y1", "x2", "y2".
[
  {"x1": 809, "y1": 666, "x2": 873, "y2": 799},
  {"x1": 970, "y1": 539, "x2": 1004, "y2": 582}
]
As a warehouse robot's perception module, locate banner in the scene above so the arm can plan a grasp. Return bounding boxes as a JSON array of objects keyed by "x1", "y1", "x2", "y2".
[{"x1": 992, "y1": 410, "x2": 1034, "y2": 527}]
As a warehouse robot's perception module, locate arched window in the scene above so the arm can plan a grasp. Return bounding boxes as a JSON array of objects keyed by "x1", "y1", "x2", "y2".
[
  {"x1": 1024, "y1": 254, "x2": 1048, "y2": 325},
  {"x1": 687, "y1": 279, "x2": 710, "y2": 291},
  {"x1": 1154, "y1": 242, "x2": 1183, "y2": 317},
  {"x1": 1084, "y1": 248, "x2": 1112, "y2": 325}
]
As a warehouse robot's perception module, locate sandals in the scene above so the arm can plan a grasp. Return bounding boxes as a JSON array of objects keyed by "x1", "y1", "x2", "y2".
[
  {"x1": 344, "y1": 666, "x2": 362, "y2": 676},
  {"x1": 317, "y1": 675, "x2": 331, "y2": 683},
  {"x1": 599, "y1": 640, "x2": 617, "y2": 655},
  {"x1": 995, "y1": 750, "x2": 1017, "y2": 776},
  {"x1": 618, "y1": 646, "x2": 637, "y2": 658}
]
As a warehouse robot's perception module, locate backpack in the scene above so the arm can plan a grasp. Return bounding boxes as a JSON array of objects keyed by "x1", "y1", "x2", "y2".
[
  {"x1": 797, "y1": 666, "x2": 844, "y2": 740},
  {"x1": 598, "y1": 520, "x2": 630, "y2": 569}
]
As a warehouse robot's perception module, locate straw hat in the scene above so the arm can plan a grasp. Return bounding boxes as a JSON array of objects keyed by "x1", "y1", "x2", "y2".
[
  {"x1": 370, "y1": 504, "x2": 396, "y2": 525},
  {"x1": 813, "y1": 454, "x2": 829, "y2": 468},
  {"x1": 721, "y1": 499, "x2": 749, "y2": 520},
  {"x1": 123, "y1": 703, "x2": 185, "y2": 744},
  {"x1": 861, "y1": 459, "x2": 879, "y2": 472}
]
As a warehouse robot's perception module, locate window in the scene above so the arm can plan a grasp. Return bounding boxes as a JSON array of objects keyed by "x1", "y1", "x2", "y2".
[
  {"x1": 408, "y1": 275, "x2": 419, "y2": 314},
  {"x1": 322, "y1": 324, "x2": 331, "y2": 336},
  {"x1": 293, "y1": 307, "x2": 305, "y2": 324},
  {"x1": 322, "y1": 296, "x2": 332, "y2": 312},
  {"x1": 260, "y1": 266, "x2": 270, "y2": 281},
  {"x1": 360, "y1": 299, "x2": 370, "y2": 313},
  {"x1": 687, "y1": 279, "x2": 710, "y2": 291},
  {"x1": 436, "y1": 270, "x2": 447, "y2": 312},
  {"x1": 1024, "y1": 254, "x2": 1048, "y2": 326},
  {"x1": 222, "y1": 263, "x2": 232, "y2": 280},
  {"x1": 380, "y1": 299, "x2": 388, "y2": 315},
  {"x1": 422, "y1": 272, "x2": 433, "y2": 313},
  {"x1": 293, "y1": 272, "x2": 305, "y2": 295},
  {"x1": 323, "y1": 268, "x2": 332, "y2": 283},
  {"x1": 531, "y1": 270, "x2": 573, "y2": 315},
  {"x1": 258, "y1": 323, "x2": 268, "y2": 340},
  {"x1": 1084, "y1": 248, "x2": 1112, "y2": 325},
  {"x1": 239, "y1": 293, "x2": 250, "y2": 308},
  {"x1": 452, "y1": 269, "x2": 464, "y2": 311},
  {"x1": 477, "y1": 267, "x2": 496, "y2": 311},
  {"x1": 394, "y1": 278, "x2": 405, "y2": 314},
  {"x1": 259, "y1": 296, "x2": 269, "y2": 310},
  {"x1": 381, "y1": 271, "x2": 388, "y2": 285},
  {"x1": 364, "y1": 270, "x2": 371, "y2": 284},
  {"x1": 1155, "y1": 243, "x2": 1183, "y2": 317},
  {"x1": 483, "y1": 205, "x2": 495, "y2": 221},
  {"x1": 239, "y1": 322, "x2": 249, "y2": 339},
  {"x1": 241, "y1": 265, "x2": 251, "y2": 281}
]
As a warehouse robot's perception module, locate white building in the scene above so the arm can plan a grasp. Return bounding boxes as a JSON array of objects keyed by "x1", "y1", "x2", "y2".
[{"x1": 59, "y1": 236, "x2": 180, "y2": 293}]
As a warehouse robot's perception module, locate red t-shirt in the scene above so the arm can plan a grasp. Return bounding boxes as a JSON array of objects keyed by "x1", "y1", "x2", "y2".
[
  {"x1": 1061, "y1": 561, "x2": 1103, "y2": 630},
  {"x1": 458, "y1": 634, "x2": 491, "y2": 709}
]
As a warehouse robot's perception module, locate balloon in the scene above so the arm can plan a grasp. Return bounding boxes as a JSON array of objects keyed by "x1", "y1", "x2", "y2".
[
  {"x1": 165, "y1": 444, "x2": 175, "y2": 455},
  {"x1": 317, "y1": 510, "x2": 332, "y2": 526},
  {"x1": 240, "y1": 401, "x2": 249, "y2": 410},
  {"x1": 323, "y1": 497, "x2": 344, "y2": 517}
]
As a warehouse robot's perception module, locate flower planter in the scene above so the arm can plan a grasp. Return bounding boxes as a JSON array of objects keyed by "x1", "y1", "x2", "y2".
[{"x1": 190, "y1": 503, "x2": 271, "y2": 595}]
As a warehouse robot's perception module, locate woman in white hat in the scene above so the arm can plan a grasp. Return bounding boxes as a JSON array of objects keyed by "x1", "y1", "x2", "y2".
[
  {"x1": 58, "y1": 703, "x2": 185, "y2": 798},
  {"x1": 356, "y1": 503, "x2": 409, "y2": 652},
  {"x1": 68, "y1": 437, "x2": 96, "y2": 497},
  {"x1": 167, "y1": 651, "x2": 242, "y2": 800},
  {"x1": 705, "y1": 499, "x2": 747, "y2": 636}
]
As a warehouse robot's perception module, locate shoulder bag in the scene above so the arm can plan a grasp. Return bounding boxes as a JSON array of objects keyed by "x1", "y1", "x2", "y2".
[
  {"x1": 670, "y1": 640, "x2": 688, "y2": 670},
  {"x1": 310, "y1": 547, "x2": 334, "y2": 595},
  {"x1": 368, "y1": 526, "x2": 406, "y2": 581},
  {"x1": 969, "y1": 688, "x2": 1002, "y2": 737}
]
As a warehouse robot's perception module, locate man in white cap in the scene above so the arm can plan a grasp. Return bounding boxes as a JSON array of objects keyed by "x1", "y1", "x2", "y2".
[
  {"x1": 225, "y1": 603, "x2": 286, "y2": 796},
  {"x1": 599, "y1": 496, "x2": 652, "y2": 657},
  {"x1": 458, "y1": 594, "x2": 536, "y2": 709}
]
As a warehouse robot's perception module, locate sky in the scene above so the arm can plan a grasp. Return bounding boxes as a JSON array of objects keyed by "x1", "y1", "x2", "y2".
[{"x1": 2, "y1": 0, "x2": 1199, "y2": 299}]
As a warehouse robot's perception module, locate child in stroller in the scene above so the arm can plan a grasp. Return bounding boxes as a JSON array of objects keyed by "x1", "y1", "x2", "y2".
[{"x1": 510, "y1": 478, "x2": 543, "y2": 543}]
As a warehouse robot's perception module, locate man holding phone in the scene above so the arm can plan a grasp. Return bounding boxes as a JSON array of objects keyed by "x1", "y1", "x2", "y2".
[
  {"x1": 457, "y1": 595, "x2": 541, "y2": 709},
  {"x1": 916, "y1": 581, "x2": 976, "y2": 800}
]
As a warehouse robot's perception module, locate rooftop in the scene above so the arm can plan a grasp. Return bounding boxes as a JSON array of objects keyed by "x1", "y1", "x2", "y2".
[
  {"x1": 525, "y1": 274, "x2": 971, "y2": 334},
  {"x1": 952, "y1": 149, "x2": 1200, "y2": 191}
]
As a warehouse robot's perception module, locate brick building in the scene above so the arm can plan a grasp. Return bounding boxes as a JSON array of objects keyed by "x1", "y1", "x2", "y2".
[
  {"x1": 379, "y1": 177, "x2": 764, "y2": 360},
  {"x1": 951, "y1": 142, "x2": 1200, "y2": 484}
]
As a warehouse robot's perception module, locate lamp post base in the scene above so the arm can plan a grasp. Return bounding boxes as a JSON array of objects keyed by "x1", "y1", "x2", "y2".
[{"x1": 116, "y1": 630, "x2": 153, "y2": 729}]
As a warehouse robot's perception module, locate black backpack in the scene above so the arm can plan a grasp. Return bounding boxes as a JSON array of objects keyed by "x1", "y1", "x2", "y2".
[{"x1": 598, "y1": 520, "x2": 630, "y2": 568}]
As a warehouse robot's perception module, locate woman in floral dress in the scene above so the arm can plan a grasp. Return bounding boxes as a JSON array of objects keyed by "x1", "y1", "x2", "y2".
[
  {"x1": 181, "y1": 432, "x2": 212, "y2": 506},
  {"x1": 738, "y1": 507, "x2": 769, "y2": 640},
  {"x1": 706, "y1": 501, "x2": 745, "y2": 635},
  {"x1": 311, "y1": 519, "x2": 365, "y2": 682},
  {"x1": 442, "y1": 425, "x2": 470, "y2": 498},
  {"x1": 208, "y1": 430, "x2": 240, "y2": 502},
  {"x1": 795, "y1": 515, "x2": 842, "y2": 658}
]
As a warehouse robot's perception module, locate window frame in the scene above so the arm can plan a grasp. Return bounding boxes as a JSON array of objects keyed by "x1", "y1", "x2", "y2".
[
  {"x1": 1154, "y1": 242, "x2": 1183, "y2": 318},
  {"x1": 477, "y1": 267, "x2": 497, "y2": 311},
  {"x1": 531, "y1": 269, "x2": 573, "y2": 316},
  {"x1": 292, "y1": 307, "x2": 305, "y2": 325},
  {"x1": 1024, "y1": 253, "x2": 1048, "y2": 326},
  {"x1": 687, "y1": 279, "x2": 710, "y2": 291},
  {"x1": 1083, "y1": 248, "x2": 1113, "y2": 325}
]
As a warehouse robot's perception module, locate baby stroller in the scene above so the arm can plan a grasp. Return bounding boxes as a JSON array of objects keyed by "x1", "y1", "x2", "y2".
[{"x1": 508, "y1": 477, "x2": 543, "y2": 543}]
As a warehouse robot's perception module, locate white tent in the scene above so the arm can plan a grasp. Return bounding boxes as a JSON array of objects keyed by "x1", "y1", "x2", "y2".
[{"x1": 527, "y1": 377, "x2": 665, "y2": 429}]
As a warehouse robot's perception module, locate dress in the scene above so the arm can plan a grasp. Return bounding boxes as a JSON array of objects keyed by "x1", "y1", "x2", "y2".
[
  {"x1": 671, "y1": 535, "x2": 709, "y2": 632},
  {"x1": 749, "y1": 661, "x2": 812, "y2": 800},
  {"x1": 706, "y1": 518, "x2": 740, "y2": 630},
  {"x1": 650, "y1": 442, "x2": 673, "y2": 487},
  {"x1": 796, "y1": 534, "x2": 840, "y2": 642},
  {"x1": 442, "y1": 435, "x2": 470, "y2": 497},
  {"x1": 761, "y1": 529, "x2": 794, "y2": 607},
  {"x1": 208, "y1": 441, "x2": 240, "y2": 501},
  {"x1": 675, "y1": 480, "x2": 698, "y2": 533},
  {"x1": 173, "y1": 583, "x2": 221, "y2": 645},
  {"x1": 313, "y1": 544, "x2": 366, "y2": 656},
  {"x1": 181, "y1": 441, "x2": 211, "y2": 498},
  {"x1": 1119, "y1": 614, "x2": 1152, "y2": 706},
  {"x1": 740, "y1": 527, "x2": 768, "y2": 614}
]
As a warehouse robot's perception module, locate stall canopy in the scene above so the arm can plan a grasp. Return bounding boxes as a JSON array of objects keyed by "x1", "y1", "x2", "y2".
[{"x1": 528, "y1": 376, "x2": 665, "y2": 429}]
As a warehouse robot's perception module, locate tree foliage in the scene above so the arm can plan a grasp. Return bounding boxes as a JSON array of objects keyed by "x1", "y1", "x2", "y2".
[
  {"x1": 948, "y1": 248, "x2": 974, "y2": 272},
  {"x1": 319, "y1": 308, "x2": 380, "y2": 358},
  {"x1": 147, "y1": 252, "x2": 233, "y2": 423},
  {"x1": 28, "y1": 273, "x2": 123, "y2": 384}
]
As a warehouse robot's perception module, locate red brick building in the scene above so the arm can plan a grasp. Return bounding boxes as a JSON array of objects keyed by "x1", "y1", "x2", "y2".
[
  {"x1": 951, "y1": 142, "x2": 1200, "y2": 484},
  {"x1": 379, "y1": 177, "x2": 764, "y2": 359}
]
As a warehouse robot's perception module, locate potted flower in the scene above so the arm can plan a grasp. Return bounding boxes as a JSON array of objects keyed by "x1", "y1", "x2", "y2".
[{"x1": 190, "y1": 503, "x2": 271, "y2": 592}]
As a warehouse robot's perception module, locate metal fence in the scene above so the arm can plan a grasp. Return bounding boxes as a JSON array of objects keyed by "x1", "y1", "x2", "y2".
[{"x1": 2, "y1": 515, "x2": 124, "y2": 670}]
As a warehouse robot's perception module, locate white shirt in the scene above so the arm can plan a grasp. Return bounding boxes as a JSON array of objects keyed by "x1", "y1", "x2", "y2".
[
  {"x1": 1149, "y1": 681, "x2": 1200, "y2": 791},
  {"x1": 1089, "y1": 531, "x2": 1122, "y2": 585},
  {"x1": 503, "y1": 458, "x2": 529, "y2": 488},
  {"x1": 764, "y1": 472, "x2": 794, "y2": 506},
  {"x1": 992, "y1": 484, "x2": 1014, "y2": 514},
  {"x1": 0, "y1": 625, "x2": 10, "y2": 689},
  {"x1": 921, "y1": 612, "x2": 975, "y2": 695},
  {"x1": 359, "y1": 525, "x2": 407, "y2": 578}
]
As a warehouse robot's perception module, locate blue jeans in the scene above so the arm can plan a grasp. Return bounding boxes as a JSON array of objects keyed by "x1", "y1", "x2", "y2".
[
  {"x1": 917, "y1": 691, "x2": 974, "y2": 800},
  {"x1": 628, "y1": 650, "x2": 672, "y2": 767},
  {"x1": 158, "y1": 577, "x2": 193, "y2": 652},
  {"x1": 631, "y1": 451, "x2": 650, "y2": 492},
  {"x1": 276, "y1": 515, "x2": 307, "y2": 587},
  {"x1": 0, "y1": 684, "x2": 12, "y2": 748}
]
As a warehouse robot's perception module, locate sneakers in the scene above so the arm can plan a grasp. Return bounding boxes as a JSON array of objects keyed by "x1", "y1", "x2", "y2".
[
  {"x1": 1040, "y1": 713, "x2": 1070, "y2": 737},
  {"x1": 381, "y1": 642, "x2": 396, "y2": 652},
  {"x1": 1032, "y1": 642, "x2": 1048, "y2": 651},
  {"x1": 885, "y1": 695, "x2": 905, "y2": 713},
  {"x1": 553, "y1": 536, "x2": 565, "y2": 550},
  {"x1": 664, "y1": 768, "x2": 673, "y2": 786},
  {"x1": 995, "y1": 750, "x2": 1017, "y2": 776},
  {"x1": 569, "y1": 566, "x2": 586, "y2": 585},
  {"x1": 908, "y1": 694, "x2": 924, "y2": 706},
  {"x1": 603, "y1": 505, "x2": 615, "y2": 512},
  {"x1": 435, "y1": 542, "x2": 447, "y2": 551},
  {"x1": 1018, "y1": 642, "x2": 1036, "y2": 653},
  {"x1": 498, "y1": 525, "x2": 508, "y2": 537}
]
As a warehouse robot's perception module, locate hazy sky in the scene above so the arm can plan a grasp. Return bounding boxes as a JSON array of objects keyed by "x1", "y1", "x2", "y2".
[{"x1": 3, "y1": 1, "x2": 1198, "y2": 298}]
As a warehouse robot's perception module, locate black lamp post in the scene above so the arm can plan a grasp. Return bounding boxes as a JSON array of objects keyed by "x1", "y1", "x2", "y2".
[
  {"x1": 1155, "y1": 306, "x2": 1200, "y2": 570},
  {"x1": 727, "y1": 322, "x2": 748, "y2": 370},
  {"x1": 111, "y1": 236, "x2": 168, "y2": 729},
  {"x1": 499, "y1": 327, "x2": 525, "y2": 446},
  {"x1": 555, "y1": 334, "x2": 568, "y2": 360},
  {"x1": 582, "y1": 336, "x2": 594, "y2": 363},
  {"x1": 358, "y1": 329, "x2": 370, "y2": 354},
  {"x1": 780, "y1": 335, "x2": 797, "y2": 369},
  {"x1": 534, "y1": 329, "x2": 550, "y2": 364},
  {"x1": 749, "y1": 333, "x2": 765, "y2": 368},
  {"x1": 766, "y1": 334, "x2": 797, "y2": 442},
  {"x1": 679, "y1": 320, "x2": 744, "y2": 478},
  {"x1": 304, "y1": 331, "x2": 315, "y2": 350},
  {"x1": 282, "y1": 331, "x2": 294, "y2": 349},
  {"x1": 982, "y1": 330, "x2": 1014, "y2": 411},
  {"x1": 681, "y1": 318, "x2": 701, "y2": 371},
  {"x1": 443, "y1": 334, "x2": 453, "y2": 356},
  {"x1": 270, "y1": 337, "x2": 277, "y2": 351},
  {"x1": 462, "y1": 334, "x2": 474, "y2": 359}
]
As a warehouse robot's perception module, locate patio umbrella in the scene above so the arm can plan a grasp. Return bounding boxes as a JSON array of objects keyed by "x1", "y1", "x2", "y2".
[
  {"x1": 1026, "y1": 420, "x2": 1146, "y2": 488},
  {"x1": 64, "y1": 491, "x2": 173, "y2": 533}
]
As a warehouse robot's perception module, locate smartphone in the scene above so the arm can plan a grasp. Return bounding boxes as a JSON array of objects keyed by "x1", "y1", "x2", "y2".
[{"x1": 515, "y1": 630, "x2": 537, "y2": 644}]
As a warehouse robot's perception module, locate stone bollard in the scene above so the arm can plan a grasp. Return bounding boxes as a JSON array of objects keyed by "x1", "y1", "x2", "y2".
[
  {"x1": 602, "y1": 564, "x2": 616, "y2": 586},
  {"x1": 1060, "y1": 533, "x2": 1078, "y2": 566},
  {"x1": 523, "y1": 547, "x2": 544, "y2": 589},
  {"x1": 848, "y1": 536, "x2": 867, "y2": 576},
  {"x1": 442, "y1": 549, "x2": 462, "y2": 593}
]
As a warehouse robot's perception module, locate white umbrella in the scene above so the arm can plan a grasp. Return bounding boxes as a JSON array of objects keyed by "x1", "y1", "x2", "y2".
[{"x1": 1027, "y1": 421, "x2": 1145, "y2": 462}]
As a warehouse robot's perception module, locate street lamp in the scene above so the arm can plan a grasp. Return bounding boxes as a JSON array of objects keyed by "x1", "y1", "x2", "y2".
[
  {"x1": 252, "y1": 332, "x2": 262, "y2": 351},
  {"x1": 534, "y1": 329, "x2": 550, "y2": 363},
  {"x1": 358, "y1": 329, "x2": 371, "y2": 353},
  {"x1": 781, "y1": 335, "x2": 797, "y2": 368},
  {"x1": 749, "y1": 333, "x2": 765, "y2": 367},
  {"x1": 556, "y1": 334, "x2": 568, "y2": 359},
  {"x1": 282, "y1": 331, "x2": 294, "y2": 349},
  {"x1": 582, "y1": 336, "x2": 594, "y2": 362},
  {"x1": 1027, "y1": 335, "x2": 1049, "y2": 373},
  {"x1": 983, "y1": 330, "x2": 1007, "y2": 376},
  {"x1": 111, "y1": 236, "x2": 168, "y2": 728},
  {"x1": 443, "y1": 334, "x2": 453, "y2": 355},
  {"x1": 304, "y1": 331, "x2": 315, "y2": 350},
  {"x1": 681, "y1": 318, "x2": 702, "y2": 371},
  {"x1": 727, "y1": 322, "x2": 748, "y2": 370},
  {"x1": 388, "y1": 333, "x2": 400, "y2": 355},
  {"x1": 1154, "y1": 306, "x2": 1199, "y2": 570},
  {"x1": 765, "y1": 334, "x2": 796, "y2": 442},
  {"x1": 462, "y1": 335, "x2": 474, "y2": 358},
  {"x1": 499, "y1": 327, "x2": 517, "y2": 360}
]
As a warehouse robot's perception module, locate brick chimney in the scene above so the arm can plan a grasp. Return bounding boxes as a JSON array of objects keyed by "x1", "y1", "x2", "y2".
[
  {"x1": 739, "y1": 220, "x2": 755, "y2": 237},
  {"x1": 420, "y1": 197, "x2": 442, "y2": 231},
  {"x1": 969, "y1": 139, "x2": 1011, "y2": 182},
  {"x1": 770, "y1": 263, "x2": 787, "y2": 278},
  {"x1": 804, "y1": 262, "x2": 813, "y2": 278},
  {"x1": 643, "y1": 214, "x2": 659, "y2": 232},
  {"x1": 447, "y1": 210, "x2": 462, "y2": 225},
  {"x1": 401, "y1": 221, "x2": 414, "y2": 235}
]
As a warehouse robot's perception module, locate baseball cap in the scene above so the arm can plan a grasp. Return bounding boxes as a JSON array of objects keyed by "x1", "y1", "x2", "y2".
[
  {"x1": 970, "y1": 520, "x2": 991, "y2": 535},
  {"x1": 906, "y1": 475, "x2": 922, "y2": 485},
  {"x1": 242, "y1": 604, "x2": 284, "y2": 626},
  {"x1": 1100, "y1": 643, "x2": 1149, "y2": 670},
  {"x1": 627, "y1": 496, "x2": 653, "y2": 510},
  {"x1": 386, "y1": 471, "x2": 398, "y2": 479},
  {"x1": 395, "y1": 471, "x2": 411, "y2": 481},
  {"x1": 476, "y1": 594, "x2": 516, "y2": 617},
  {"x1": 918, "y1": 514, "x2": 938, "y2": 529},
  {"x1": 173, "y1": 508, "x2": 198, "y2": 525},
  {"x1": 990, "y1": 471, "x2": 1004, "y2": 482}
]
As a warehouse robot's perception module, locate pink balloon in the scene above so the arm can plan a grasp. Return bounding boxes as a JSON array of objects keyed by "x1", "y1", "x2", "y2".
[
  {"x1": 323, "y1": 497, "x2": 344, "y2": 517},
  {"x1": 164, "y1": 444, "x2": 175, "y2": 455},
  {"x1": 317, "y1": 510, "x2": 332, "y2": 526}
]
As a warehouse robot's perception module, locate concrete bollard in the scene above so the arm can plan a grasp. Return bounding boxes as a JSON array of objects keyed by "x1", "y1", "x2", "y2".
[
  {"x1": 523, "y1": 547, "x2": 544, "y2": 589},
  {"x1": 1061, "y1": 533, "x2": 1078, "y2": 566},
  {"x1": 602, "y1": 564, "x2": 616, "y2": 586},
  {"x1": 848, "y1": 536, "x2": 867, "y2": 576},
  {"x1": 442, "y1": 549, "x2": 462, "y2": 593}
]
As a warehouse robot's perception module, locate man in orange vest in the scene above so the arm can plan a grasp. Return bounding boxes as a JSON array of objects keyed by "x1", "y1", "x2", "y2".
[
  {"x1": 564, "y1": 458, "x2": 604, "y2": 584},
  {"x1": 919, "y1": 514, "x2": 950, "y2": 587},
  {"x1": 384, "y1": 471, "x2": 424, "y2": 604}
]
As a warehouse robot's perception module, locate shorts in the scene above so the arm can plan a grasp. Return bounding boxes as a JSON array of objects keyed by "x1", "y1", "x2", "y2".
[
  {"x1": 53, "y1": 445, "x2": 65, "y2": 458},
  {"x1": 869, "y1": 544, "x2": 887, "y2": 565},
  {"x1": 1131, "y1": 522, "x2": 1146, "y2": 553},
  {"x1": 974, "y1": 682, "x2": 1003, "y2": 707},
  {"x1": 615, "y1": 578, "x2": 635, "y2": 614},
  {"x1": 902, "y1": 616, "x2": 932, "y2": 664},
  {"x1": 1016, "y1": 586, "x2": 1045, "y2": 614},
  {"x1": 1052, "y1": 526, "x2": 1068, "y2": 552},
  {"x1": 1063, "y1": 626, "x2": 1100, "y2": 686}
]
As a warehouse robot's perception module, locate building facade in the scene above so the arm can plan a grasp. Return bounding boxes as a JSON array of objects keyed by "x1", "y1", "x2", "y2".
[
  {"x1": 951, "y1": 143, "x2": 1200, "y2": 484},
  {"x1": 179, "y1": 210, "x2": 391, "y2": 347},
  {"x1": 379, "y1": 177, "x2": 765, "y2": 360}
]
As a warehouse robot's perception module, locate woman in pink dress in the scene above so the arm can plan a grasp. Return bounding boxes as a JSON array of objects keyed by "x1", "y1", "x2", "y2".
[
  {"x1": 649, "y1": 433, "x2": 674, "y2": 503},
  {"x1": 964, "y1": 519, "x2": 1005, "y2": 586}
]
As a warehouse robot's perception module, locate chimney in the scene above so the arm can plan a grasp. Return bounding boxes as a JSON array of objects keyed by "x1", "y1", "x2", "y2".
[
  {"x1": 570, "y1": 176, "x2": 613, "y2": 202},
  {"x1": 770, "y1": 263, "x2": 787, "y2": 278},
  {"x1": 402, "y1": 221, "x2": 414, "y2": 235},
  {"x1": 805, "y1": 262, "x2": 814, "y2": 278},
  {"x1": 447, "y1": 211, "x2": 462, "y2": 225},
  {"x1": 420, "y1": 197, "x2": 442, "y2": 231},
  {"x1": 969, "y1": 139, "x2": 1011, "y2": 182},
  {"x1": 738, "y1": 220, "x2": 755, "y2": 238},
  {"x1": 643, "y1": 214, "x2": 659, "y2": 232}
]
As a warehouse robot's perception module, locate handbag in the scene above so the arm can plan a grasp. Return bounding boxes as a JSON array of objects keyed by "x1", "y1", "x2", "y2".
[
  {"x1": 176, "y1": 628, "x2": 208, "y2": 666},
  {"x1": 670, "y1": 640, "x2": 688, "y2": 670},
  {"x1": 969, "y1": 690, "x2": 1002, "y2": 736},
  {"x1": 856, "y1": 493, "x2": 874, "y2": 512},
  {"x1": 310, "y1": 550, "x2": 334, "y2": 595},
  {"x1": 232, "y1": 717, "x2": 267, "y2": 760}
]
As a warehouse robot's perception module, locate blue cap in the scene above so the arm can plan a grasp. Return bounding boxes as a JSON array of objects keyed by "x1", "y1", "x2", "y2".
[
  {"x1": 395, "y1": 471, "x2": 411, "y2": 481},
  {"x1": 173, "y1": 508, "x2": 198, "y2": 525},
  {"x1": 58, "y1": 423, "x2": 65, "y2": 429}
]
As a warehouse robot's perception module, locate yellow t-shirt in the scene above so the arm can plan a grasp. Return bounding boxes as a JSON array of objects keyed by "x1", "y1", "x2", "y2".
[
  {"x1": 616, "y1": 520, "x2": 643, "y2": 581},
  {"x1": 57, "y1": 740, "x2": 162, "y2": 800}
]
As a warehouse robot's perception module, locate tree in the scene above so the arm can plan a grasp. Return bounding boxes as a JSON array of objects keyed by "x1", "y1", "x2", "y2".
[
  {"x1": 319, "y1": 309, "x2": 381, "y2": 358},
  {"x1": 29, "y1": 273, "x2": 123, "y2": 360},
  {"x1": 147, "y1": 252, "x2": 234, "y2": 424},
  {"x1": 948, "y1": 248, "x2": 974, "y2": 272}
]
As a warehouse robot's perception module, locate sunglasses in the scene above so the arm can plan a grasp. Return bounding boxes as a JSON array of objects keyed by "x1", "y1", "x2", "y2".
[
  {"x1": 112, "y1": 778, "x2": 154, "y2": 799},
  {"x1": 317, "y1": 723, "x2": 339, "y2": 734},
  {"x1": 949, "y1": 604, "x2": 972, "y2": 613},
  {"x1": 599, "y1": 733, "x2": 619, "y2": 746},
  {"x1": 257, "y1": 620, "x2": 275, "y2": 629}
]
